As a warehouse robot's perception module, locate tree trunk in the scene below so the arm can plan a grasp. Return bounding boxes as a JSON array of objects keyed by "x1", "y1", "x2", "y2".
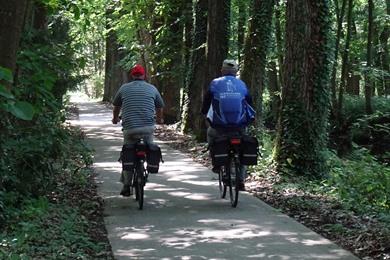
[
  {"x1": 241, "y1": 0, "x2": 275, "y2": 124},
  {"x1": 330, "y1": 0, "x2": 347, "y2": 113},
  {"x1": 206, "y1": 0, "x2": 231, "y2": 85},
  {"x1": 156, "y1": 3, "x2": 184, "y2": 124},
  {"x1": 267, "y1": 61, "x2": 280, "y2": 128},
  {"x1": 364, "y1": 0, "x2": 374, "y2": 114},
  {"x1": 180, "y1": 0, "x2": 194, "y2": 130},
  {"x1": 274, "y1": 1, "x2": 285, "y2": 88},
  {"x1": 0, "y1": 0, "x2": 28, "y2": 84},
  {"x1": 237, "y1": 1, "x2": 247, "y2": 63},
  {"x1": 379, "y1": 0, "x2": 390, "y2": 96},
  {"x1": 337, "y1": 0, "x2": 353, "y2": 121},
  {"x1": 182, "y1": 0, "x2": 208, "y2": 138},
  {"x1": 103, "y1": 6, "x2": 126, "y2": 102},
  {"x1": 275, "y1": 0, "x2": 331, "y2": 177}
]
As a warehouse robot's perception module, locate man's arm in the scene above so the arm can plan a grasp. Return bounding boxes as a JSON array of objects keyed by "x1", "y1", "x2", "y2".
[
  {"x1": 201, "y1": 89, "x2": 212, "y2": 115},
  {"x1": 156, "y1": 107, "x2": 164, "y2": 124},
  {"x1": 112, "y1": 106, "x2": 121, "y2": 124}
]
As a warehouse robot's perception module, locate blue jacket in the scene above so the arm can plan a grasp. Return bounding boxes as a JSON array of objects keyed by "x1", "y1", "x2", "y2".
[{"x1": 201, "y1": 75, "x2": 255, "y2": 128}]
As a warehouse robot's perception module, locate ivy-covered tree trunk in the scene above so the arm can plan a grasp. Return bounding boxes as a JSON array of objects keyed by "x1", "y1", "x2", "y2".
[
  {"x1": 240, "y1": 0, "x2": 275, "y2": 123},
  {"x1": 182, "y1": 0, "x2": 208, "y2": 137},
  {"x1": 206, "y1": 0, "x2": 230, "y2": 84},
  {"x1": 0, "y1": 0, "x2": 28, "y2": 82},
  {"x1": 274, "y1": 0, "x2": 331, "y2": 177}
]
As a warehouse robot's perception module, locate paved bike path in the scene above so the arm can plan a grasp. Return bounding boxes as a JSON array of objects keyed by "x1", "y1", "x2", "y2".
[{"x1": 75, "y1": 101, "x2": 358, "y2": 260}]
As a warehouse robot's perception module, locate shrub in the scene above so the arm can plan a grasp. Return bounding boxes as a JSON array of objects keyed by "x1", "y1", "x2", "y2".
[{"x1": 327, "y1": 147, "x2": 390, "y2": 214}]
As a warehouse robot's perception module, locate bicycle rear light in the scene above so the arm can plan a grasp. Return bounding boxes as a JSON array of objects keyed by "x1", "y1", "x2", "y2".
[
  {"x1": 136, "y1": 151, "x2": 146, "y2": 157},
  {"x1": 230, "y1": 138, "x2": 241, "y2": 145}
]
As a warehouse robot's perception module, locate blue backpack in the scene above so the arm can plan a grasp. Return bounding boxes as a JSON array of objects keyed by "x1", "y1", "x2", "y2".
[{"x1": 207, "y1": 76, "x2": 255, "y2": 128}]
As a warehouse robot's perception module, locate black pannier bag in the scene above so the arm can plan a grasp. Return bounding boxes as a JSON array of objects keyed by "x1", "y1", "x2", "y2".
[
  {"x1": 210, "y1": 136, "x2": 230, "y2": 166},
  {"x1": 240, "y1": 135, "x2": 259, "y2": 165},
  {"x1": 121, "y1": 144, "x2": 135, "y2": 171},
  {"x1": 146, "y1": 143, "x2": 163, "y2": 173}
]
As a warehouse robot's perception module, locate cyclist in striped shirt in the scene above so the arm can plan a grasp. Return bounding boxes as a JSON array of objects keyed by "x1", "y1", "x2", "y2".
[{"x1": 112, "y1": 64, "x2": 165, "y2": 196}]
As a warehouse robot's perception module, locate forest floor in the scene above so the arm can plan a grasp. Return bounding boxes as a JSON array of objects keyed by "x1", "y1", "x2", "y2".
[{"x1": 70, "y1": 103, "x2": 389, "y2": 260}]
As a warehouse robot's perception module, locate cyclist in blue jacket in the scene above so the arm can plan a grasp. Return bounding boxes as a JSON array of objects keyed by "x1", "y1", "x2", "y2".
[{"x1": 201, "y1": 59, "x2": 255, "y2": 191}]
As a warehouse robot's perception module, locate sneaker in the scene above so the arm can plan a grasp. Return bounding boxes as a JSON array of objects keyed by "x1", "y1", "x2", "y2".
[
  {"x1": 212, "y1": 166, "x2": 221, "y2": 173},
  {"x1": 120, "y1": 185, "x2": 132, "y2": 197},
  {"x1": 237, "y1": 182, "x2": 245, "y2": 191}
]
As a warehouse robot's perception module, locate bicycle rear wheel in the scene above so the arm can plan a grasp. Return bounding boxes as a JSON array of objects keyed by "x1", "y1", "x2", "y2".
[
  {"x1": 135, "y1": 163, "x2": 145, "y2": 210},
  {"x1": 218, "y1": 167, "x2": 227, "y2": 198},
  {"x1": 227, "y1": 160, "x2": 239, "y2": 208}
]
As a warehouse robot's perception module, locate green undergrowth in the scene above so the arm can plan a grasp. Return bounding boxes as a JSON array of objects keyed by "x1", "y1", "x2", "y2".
[
  {"x1": 253, "y1": 131, "x2": 390, "y2": 219},
  {"x1": 0, "y1": 192, "x2": 104, "y2": 259},
  {"x1": 0, "y1": 166, "x2": 111, "y2": 260},
  {"x1": 0, "y1": 122, "x2": 111, "y2": 259}
]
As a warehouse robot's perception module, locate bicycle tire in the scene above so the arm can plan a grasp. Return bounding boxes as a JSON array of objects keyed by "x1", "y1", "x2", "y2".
[
  {"x1": 218, "y1": 167, "x2": 227, "y2": 198},
  {"x1": 228, "y1": 159, "x2": 239, "y2": 208},
  {"x1": 135, "y1": 163, "x2": 144, "y2": 210}
]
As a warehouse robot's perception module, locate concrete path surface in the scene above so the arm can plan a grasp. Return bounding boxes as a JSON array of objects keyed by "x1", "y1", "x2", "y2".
[{"x1": 74, "y1": 101, "x2": 359, "y2": 260}]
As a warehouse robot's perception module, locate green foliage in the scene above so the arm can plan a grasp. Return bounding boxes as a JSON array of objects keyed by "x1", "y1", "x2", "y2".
[
  {"x1": 342, "y1": 95, "x2": 390, "y2": 122},
  {"x1": 1, "y1": 116, "x2": 92, "y2": 197},
  {"x1": 0, "y1": 196, "x2": 105, "y2": 259},
  {"x1": 327, "y1": 147, "x2": 390, "y2": 214},
  {"x1": 0, "y1": 67, "x2": 35, "y2": 121}
]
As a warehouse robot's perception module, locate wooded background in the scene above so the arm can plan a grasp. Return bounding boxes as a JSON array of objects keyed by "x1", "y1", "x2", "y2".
[{"x1": 0, "y1": 0, "x2": 389, "y2": 229}]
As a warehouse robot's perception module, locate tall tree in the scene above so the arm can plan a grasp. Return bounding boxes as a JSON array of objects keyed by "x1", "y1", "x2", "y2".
[
  {"x1": 237, "y1": 0, "x2": 248, "y2": 62},
  {"x1": 330, "y1": 0, "x2": 347, "y2": 113},
  {"x1": 156, "y1": 0, "x2": 185, "y2": 123},
  {"x1": 337, "y1": 0, "x2": 353, "y2": 121},
  {"x1": 206, "y1": 0, "x2": 231, "y2": 84},
  {"x1": 364, "y1": 0, "x2": 374, "y2": 114},
  {"x1": 240, "y1": 0, "x2": 275, "y2": 123},
  {"x1": 182, "y1": 0, "x2": 208, "y2": 137},
  {"x1": 0, "y1": 0, "x2": 28, "y2": 84},
  {"x1": 378, "y1": 0, "x2": 390, "y2": 96},
  {"x1": 103, "y1": 6, "x2": 126, "y2": 102},
  {"x1": 275, "y1": 0, "x2": 331, "y2": 176},
  {"x1": 274, "y1": 0, "x2": 285, "y2": 88}
]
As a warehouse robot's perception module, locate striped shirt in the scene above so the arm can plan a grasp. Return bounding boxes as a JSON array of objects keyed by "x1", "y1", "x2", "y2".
[{"x1": 113, "y1": 80, "x2": 164, "y2": 130}]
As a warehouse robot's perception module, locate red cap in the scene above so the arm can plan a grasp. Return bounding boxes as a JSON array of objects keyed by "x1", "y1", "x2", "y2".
[{"x1": 130, "y1": 64, "x2": 146, "y2": 78}]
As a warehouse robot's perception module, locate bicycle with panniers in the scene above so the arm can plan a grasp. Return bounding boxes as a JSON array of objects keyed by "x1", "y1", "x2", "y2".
[
  {"x1": 210, "y1": 134, "x2": 259, "y2": 207},
  {"x1": 120, "y1": 139, "x2": 163, "y2": 210}
]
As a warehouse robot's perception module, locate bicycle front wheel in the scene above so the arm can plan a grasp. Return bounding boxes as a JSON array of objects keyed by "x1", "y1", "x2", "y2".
[
  {"x1": 135, "y1": 163, "x2": 145, "y2": 210},
  {"x1": 227, "y1": 160, "x2": 239, "y2": 208}
]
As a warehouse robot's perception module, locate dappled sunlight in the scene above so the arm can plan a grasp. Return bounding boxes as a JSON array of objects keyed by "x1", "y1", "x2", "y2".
[
  {"x1": 76, "y1": 101, "x2": 358, "y2": 260},
  {"x1": 181, "y1": 179, "x2": 217, "y2": 186},
  {"x1": 168, "y1": 191, "x2": 213, "y2": 201},
  {"x1": 302, "y1": 238, "x2": 333, "y2": 246}
]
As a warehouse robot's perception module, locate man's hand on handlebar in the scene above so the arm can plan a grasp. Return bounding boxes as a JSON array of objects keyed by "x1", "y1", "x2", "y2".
[
  {"x1": 112, "y1": 117, "x2": 120, "y2": 124},
  {"x1": 156, "y1": 117, "x2": 164, "y2": 125}
]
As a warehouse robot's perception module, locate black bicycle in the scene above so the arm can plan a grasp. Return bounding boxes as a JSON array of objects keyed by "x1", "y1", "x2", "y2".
[
  {"x1": 132, "y1": 138, "x2": 149, "y2": 210},
  {"x1": 217, "y1": 136, "x2": 242, "y2": 208}
]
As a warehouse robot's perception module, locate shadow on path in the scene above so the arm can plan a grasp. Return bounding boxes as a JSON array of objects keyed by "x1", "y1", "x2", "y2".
[{"x1": 74, "y1": 101, "x2": 359, "y2": 260}]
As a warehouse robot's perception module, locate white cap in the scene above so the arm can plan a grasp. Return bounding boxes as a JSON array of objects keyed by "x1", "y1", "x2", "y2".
[{"x1": 222, "y1": 59, "x2": 239, "y2": 71}]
